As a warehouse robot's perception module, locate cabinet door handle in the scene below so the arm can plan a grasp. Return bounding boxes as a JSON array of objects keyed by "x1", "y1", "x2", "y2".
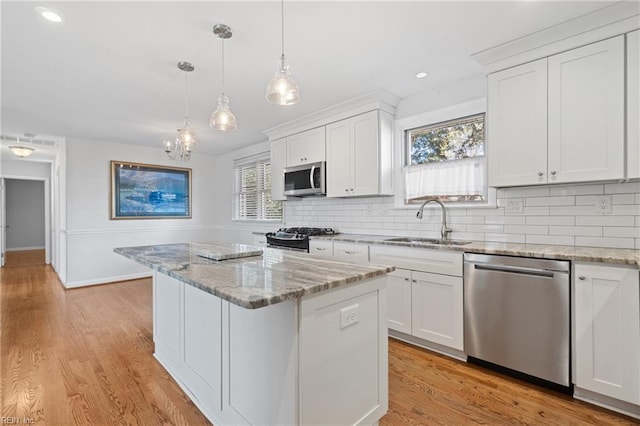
[
  {"x1": 404, "y1": 278, "x2": 411, "y2": 282},
  {"x1": 344, "y1": 250, "x2": 357, "y2": 255},
  {"x1": 315, "y1": 247, "x2": 326, "y2": 251},
  {"x1": 344, "y1": 188, "x2": 349, "y2": 192},
  {"x1": 578, "y1": 275, "x2": 586, "y2": 280},
  {"x1": 300, "y1": 157, "x2": 304, "y2": 162},
  {"x1": 350, "y1": 188, "x2": 354, "y2": 191},
  {"x1": 551, "y1": 170, "x2": 557, "y2": 176},
  {"x1": 412, "y1": 279, "x2": 417, "y2": 283},
  {"x1": 537, "y1": 171, "x2": 544, "y2": 177}
]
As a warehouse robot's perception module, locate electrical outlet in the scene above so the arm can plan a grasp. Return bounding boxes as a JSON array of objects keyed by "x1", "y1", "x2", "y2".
[
  {"x1": 340, "y1": 304, "x2": 359, "y2": 329},
  {"x1": 505, "y1": 198, "x2": 524, "y2": 214},
  {"x1": 595, "y1": 195, "x2": 612, "y2": 213}
]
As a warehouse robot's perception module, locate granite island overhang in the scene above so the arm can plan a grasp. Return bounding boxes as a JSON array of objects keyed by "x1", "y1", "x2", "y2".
[{"x1": 114, "y1": 241, "x2": 394, "y2": 425}]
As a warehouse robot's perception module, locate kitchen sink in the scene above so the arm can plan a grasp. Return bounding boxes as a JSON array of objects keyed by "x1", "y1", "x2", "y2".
[{"x1": 384, "y1": 237, "x2": 472, "y2": 246}]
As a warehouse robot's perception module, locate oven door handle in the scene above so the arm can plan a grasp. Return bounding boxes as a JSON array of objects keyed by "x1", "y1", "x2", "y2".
[{"x1": 310, "y1": 165, "x2": 316, "y2": 190}]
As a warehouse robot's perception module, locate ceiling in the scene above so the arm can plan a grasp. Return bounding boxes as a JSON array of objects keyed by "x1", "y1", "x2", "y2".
[{"x1": 1, "y1": 1, "x2": 620, "y2": 159}]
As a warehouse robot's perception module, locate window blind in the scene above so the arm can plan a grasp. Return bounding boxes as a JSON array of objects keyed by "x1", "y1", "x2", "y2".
[{"x1": 233, "y1": 156, "x2": 282, "y2": 220}]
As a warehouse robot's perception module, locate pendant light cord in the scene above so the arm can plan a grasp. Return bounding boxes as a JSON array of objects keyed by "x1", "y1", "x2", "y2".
[
  {"x1": 221, "y1": 38, "x2": 225, "y2": 95},
  {"x1": 184, "y1": 71, "x2": 189, "y2": 124},
  {"x1": 280, "y1": 0, "x2": 285, "y2": 58}
]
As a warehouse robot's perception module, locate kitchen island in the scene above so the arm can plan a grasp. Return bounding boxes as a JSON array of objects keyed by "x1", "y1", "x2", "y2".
[{"x1": 115, "y1": 242, "x2": 393, "y2": 426}]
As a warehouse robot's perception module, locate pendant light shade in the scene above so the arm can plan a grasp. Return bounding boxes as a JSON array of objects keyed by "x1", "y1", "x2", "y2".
[
  {"x1": 266, "y1": 55, "x2": 299, "y2": 106},
  {"x1": 266, "y1": 0, "x2": 299, "y2": 106},
  {"x1": 210, "y1": 24, "x2": 237, "y2": 131}
]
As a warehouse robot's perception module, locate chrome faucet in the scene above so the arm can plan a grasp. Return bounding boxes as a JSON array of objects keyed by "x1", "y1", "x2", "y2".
[{"x1": 416, "y1": 199, "x2": 453, "y2": 241}]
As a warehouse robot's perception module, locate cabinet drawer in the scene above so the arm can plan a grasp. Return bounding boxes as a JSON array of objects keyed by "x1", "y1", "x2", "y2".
[
  {"x1": 309, "y1": 240, "x2": 333, "y2": 258},
  {"x1": 333, "y1": 242, "x2": 369, "y2": 264},
  {"x1": 369, "y1": 245, "x2": 462, "y2": 276}
]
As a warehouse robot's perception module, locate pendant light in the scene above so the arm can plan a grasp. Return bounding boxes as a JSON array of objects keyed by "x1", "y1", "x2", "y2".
[
  {"x1": 165, "y1": 61, "x2": 197, "y2": 162},
  {"x1": 265, "y1": 0, "x2": 299, "y2": 106},
  {"x1": 210, "y1": 24, "x2": 237, "y2": 131}
]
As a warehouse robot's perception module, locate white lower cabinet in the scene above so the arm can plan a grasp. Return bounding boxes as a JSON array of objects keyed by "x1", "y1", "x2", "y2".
[
  {"x1": 370, "y1": 245, "x2": 463, "y2": 354},
  {"x1": 387, "y1": 269, "x2": 412, "y2": 335},
  {"x1": 308, "y1": 239, "x2": 333, "y2": 258},
  {"x1": 411, "y1": 270, "x2": 463, "y2": 351},
  {"x1": 333, "y1": 241, "x2": 369, "y2": 263},
  {"x1": 574, "y1": 263, "x2": 640, "y2": 408}
]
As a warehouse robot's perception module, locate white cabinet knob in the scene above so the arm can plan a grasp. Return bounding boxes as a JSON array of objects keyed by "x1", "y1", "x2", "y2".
[
  {"x1": 578, "y1": 275, "x2": 586, "y2": 280},
  {"x1": 551, "y1": 170, "x2": 557, "y2": 176},
  {"x1": 537, "y1": 171, "x2": 544, "y2": 177}
]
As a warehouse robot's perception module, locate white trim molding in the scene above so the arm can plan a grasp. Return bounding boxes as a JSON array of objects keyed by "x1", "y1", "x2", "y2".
[{"x1": 472, "y1": 1, "x2": 640, "y2": 74}]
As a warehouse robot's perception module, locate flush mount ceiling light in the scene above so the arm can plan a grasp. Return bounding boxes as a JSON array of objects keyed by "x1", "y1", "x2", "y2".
[
  {"x1": 164, "y1": 61, "x2": 197, "y2": 162},
  {"x1": 265, "y1": 0, "x2": 299, "y2": 106},
  {"x1": 416, "y1": 72, "x2": 429, "y2": 79},
  {"x1": 9, "y1": 146, "x2": 35, "y2": 158},
  {"x1": 210, "y1": 24, "x2": 237, "y2": 132},
  {"x1": 34, "y1": 6, "x2": 62, "y2": 23}
]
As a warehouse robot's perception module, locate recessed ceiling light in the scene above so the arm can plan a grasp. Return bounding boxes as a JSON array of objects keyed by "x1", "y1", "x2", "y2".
[
  {"x1": 416, "y1": 72, "x2": 429, "y2": 79},
  {"x1": 34, "y1": 6, "x2": 62, "y2": 23}
]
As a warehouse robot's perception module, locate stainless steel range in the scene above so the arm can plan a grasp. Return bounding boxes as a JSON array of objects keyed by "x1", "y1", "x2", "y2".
[{"x1": 265, "y1": 227, "x2": 336, "y2": 252}]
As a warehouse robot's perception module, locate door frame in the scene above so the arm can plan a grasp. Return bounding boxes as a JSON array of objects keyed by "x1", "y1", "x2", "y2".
[{"x1": 2, "y1": 175, "x2": 52, "y2": 265}]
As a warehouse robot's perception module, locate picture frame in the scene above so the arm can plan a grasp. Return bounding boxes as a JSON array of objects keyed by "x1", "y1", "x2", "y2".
[{"x1": 110, "y1": 161, "x2": 192, "y2": 219}]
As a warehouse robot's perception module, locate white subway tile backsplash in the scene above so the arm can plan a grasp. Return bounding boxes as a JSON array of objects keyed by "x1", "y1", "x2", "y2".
[
  {"x1": 283, "y1": 182, "x2": 639, "y2": 250},
  {"x1": 522, "y1": 206, "x2": 550, "y2": 215},
  {"x1": 603, "y1": 227, "x2": 640, "y2": 238},
  {"x1": 485, "y1": 233, "x2": 526, "y2": 243},
  {"x1": 612, "y1": 194, "x2": 637, "y2": 204},
  {"x1": 484, "y1": 216, "x2": 527, "y2": 225},
  {"x1": 575, "y1": 236, "x2": 635, "y2": 249},
  {"x1": 499, "y1": 186, "x2": 550, "y2": 198},
  {"x1": 526, "y1": 216, "x2": 575, "y2": 226},
  {"x1": 525, "y1": 196, "x2": 575, "y2": 207},
  {"x1": 504, "y1": 225, "x2": 548, "y2": 235},
  {"x1": 549, "y1": 226, "x2": 602, "y2": 237},
  {"x1": 576, "y1": 216, "x2": 636, "y2": 226},
  {"x1": 526, "y1": 235, "x2": 575, "y2": 246},
  {"x1": 549, "y1": 184, "x2": 603, "y2": 196},
  {"x1": 605, "y1": 182, "x2": 640, "y2": 194}
]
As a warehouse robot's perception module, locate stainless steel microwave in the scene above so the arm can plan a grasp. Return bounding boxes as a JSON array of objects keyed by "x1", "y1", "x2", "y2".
[{"x1": 283, "y1": 161, "x2": 326, "y2": 196}]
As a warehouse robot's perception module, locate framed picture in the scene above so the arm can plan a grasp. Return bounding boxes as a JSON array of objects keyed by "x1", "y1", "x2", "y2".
[{"x1": 110, "y1": 161, "x2": 191, "y2": 219}]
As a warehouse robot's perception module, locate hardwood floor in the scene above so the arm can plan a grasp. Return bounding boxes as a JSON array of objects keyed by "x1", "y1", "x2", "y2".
[
  {"x1": 4, "y1": 249, "x2": 45, "y2": 267},
  {"x1": 1, "y1": 256, "x2": 637, "y2": 425}
]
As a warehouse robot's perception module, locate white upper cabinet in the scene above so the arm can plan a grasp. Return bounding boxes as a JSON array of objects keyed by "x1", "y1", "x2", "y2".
[
  {"x1": 285, "y1": 127, "x2": 326, "y2": 167},
  {"x1": 488, "y1": 58, "x2": 548, "y2": 187},
  {"x1": 548, "y1": 36, "x2": 625, "y2": 183},
  {"x1": 326, "y1": 110, "x2": 393, "y2": 197},
  {"x1": 628, "y1": 30, "x2": 640, "y2": 179},
  {"x1": 270, "y1": 138, "x2": 287, "y2": 201},
  {"x1": 487, "y1": 36, "x2": 626, "y2": 187}
]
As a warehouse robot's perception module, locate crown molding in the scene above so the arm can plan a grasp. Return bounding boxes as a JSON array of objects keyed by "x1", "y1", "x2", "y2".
[{"x1": 472, "y1": 1, "x2": 640, "y2": 74}]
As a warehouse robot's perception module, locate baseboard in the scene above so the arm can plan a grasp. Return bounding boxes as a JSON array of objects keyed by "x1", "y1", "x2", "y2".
[
  {"x1": 64, "y1": 272, "x2": 152, "y2": 288},
  {"x1": 388, "y1": 329, "x2": 467, "y2": 362},
  {"x1": 574, "y1": 387, "x2": 640, "y2": 420},
  {"x1": 6, "y1": 246, "x2": 45, "y2": 251}
]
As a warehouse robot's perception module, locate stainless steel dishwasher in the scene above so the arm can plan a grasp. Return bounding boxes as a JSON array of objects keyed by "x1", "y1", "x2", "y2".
[{"x1": 464, "y1": 253, "x2": 570, "y2": 387}]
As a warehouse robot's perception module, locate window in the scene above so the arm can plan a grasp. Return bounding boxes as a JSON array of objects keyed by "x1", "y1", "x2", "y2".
[
  {"x1": 233, "y1": 155, "x2": 282, "y2": 220},
  {"x1": 404, "y1": 113, "x2": 486, "y2": 204}
]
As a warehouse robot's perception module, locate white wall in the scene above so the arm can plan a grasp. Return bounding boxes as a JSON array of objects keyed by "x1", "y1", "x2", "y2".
[
  {"x1": 5, "y1": 179, "x2": 45, "y2": 250},
  {"x1": 209, "y1": 140, "x2": 281, "y2": 244},
  {"x1": 1, "y1": 159, "x2": 51, "y2": 178},
  {"x1": 64, "y1": 138, "x2": 219, "y2": 287}
]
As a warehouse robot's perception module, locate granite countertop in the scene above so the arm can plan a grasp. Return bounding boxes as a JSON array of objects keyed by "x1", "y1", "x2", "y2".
[
  {"x1": 311, "y1": 234, "x2": 640, "y2": 268},
  {"x1": 114, "y1": 242, "x2": 394, "y2": 309}
]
